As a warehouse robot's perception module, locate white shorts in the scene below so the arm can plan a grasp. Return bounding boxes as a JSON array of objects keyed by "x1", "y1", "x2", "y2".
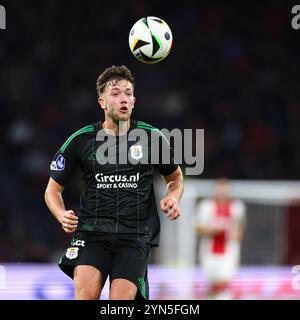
[{"x1": 201, "y1": 252, "x2": 239, "y2": 282}]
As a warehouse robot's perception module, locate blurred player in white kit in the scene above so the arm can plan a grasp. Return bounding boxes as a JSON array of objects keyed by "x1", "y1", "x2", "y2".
[{"x1": 195, "y1": 178, "x2": 246, "y2": 300}]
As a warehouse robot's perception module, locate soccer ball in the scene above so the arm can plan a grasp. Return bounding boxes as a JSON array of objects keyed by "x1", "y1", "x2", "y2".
[{"x1": 129, "y1": 16, "x2": 173, "y2": 64}]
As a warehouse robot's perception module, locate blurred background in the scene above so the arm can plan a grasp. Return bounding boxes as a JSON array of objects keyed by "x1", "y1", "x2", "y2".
[{"x1": 1, "y1": 0, "x2": 300, "y2": 299}]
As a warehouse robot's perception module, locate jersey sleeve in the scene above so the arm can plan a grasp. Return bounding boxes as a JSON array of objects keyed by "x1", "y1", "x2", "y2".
[
  {"x1": 153, "y1": 130, "x2": 178, "y2": 176},
  {"x1": 195, "y1": 199, "x2": 213, "y2": 227},
  {"x1": 49, "y1": 136, "x2": 80, "y2": 186},
  {"x1": 233, "y1": 200, "x2": 246, "y2": 225}
]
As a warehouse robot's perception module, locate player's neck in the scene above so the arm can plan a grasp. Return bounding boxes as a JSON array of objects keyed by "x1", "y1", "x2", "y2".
[
  {"x1": 215, "y1": 198, "x2": 230, "y2": 203},
  {"x1": 102, "y1": 118, "x2": 130, "y2": 136}
]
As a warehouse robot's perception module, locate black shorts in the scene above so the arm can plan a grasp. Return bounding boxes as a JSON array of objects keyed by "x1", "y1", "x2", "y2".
[{"x1": 58, "y1": 232, "x2": 151, "y2": 299}]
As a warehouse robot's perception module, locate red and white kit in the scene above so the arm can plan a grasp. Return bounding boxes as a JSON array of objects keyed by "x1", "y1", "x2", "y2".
[{"x1": 196, "y1": 199, "x2": 245, "y2": 282}]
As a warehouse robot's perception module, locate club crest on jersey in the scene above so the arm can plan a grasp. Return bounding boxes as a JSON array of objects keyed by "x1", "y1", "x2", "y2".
[
  {"x1": 66, "y1": 247, "x2": 79, "y2": 260},
  {"x1": 50, "y1": 155, "x2": 65, "y2": 171},
  {"x1": 130, "y1": 145, "x2": 143, "y2": 160}
]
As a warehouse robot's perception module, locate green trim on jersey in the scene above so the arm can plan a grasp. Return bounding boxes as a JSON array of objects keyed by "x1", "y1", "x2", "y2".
[
  {"x1": 137, "y1": 121, "x2": 157, "y2": 129},
  {"x1": 137, "y1": 121, "x2": 169, "y2": 144},
  {"x1": 88, "y1": 150, "x2": 97, "y2": 161},
  {"x1": 138, "y1": 276, "x2": 146, "y2": 299},
  {"x1": 60, "y1": 125, "x2": 94, "y2": 153}
]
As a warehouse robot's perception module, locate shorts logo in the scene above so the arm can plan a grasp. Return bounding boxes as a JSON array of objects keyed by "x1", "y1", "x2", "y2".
[
  {"x1": 50, "y1": 155, "x2": 65, "y2": 171},
  {"x1": 66, "y1": 247, "x2": 79, "y2": 260},
  {"x1": 71, "y1": 239, "x2": 85, "y2": 247},
  {"x1": 130, "y1": 145, "x2": 143, "y2": 160}
]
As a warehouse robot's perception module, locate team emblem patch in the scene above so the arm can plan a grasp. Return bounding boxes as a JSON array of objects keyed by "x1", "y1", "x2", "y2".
[
  {"x1": 130, "y1": 145, "x2": 143, "y2": 160},
  {"x1": 50, "y1": 155, "x2": 65, "y2": 171},
  {"x1": 65, "y1": 247, "x2": 79, "y2": 260}
]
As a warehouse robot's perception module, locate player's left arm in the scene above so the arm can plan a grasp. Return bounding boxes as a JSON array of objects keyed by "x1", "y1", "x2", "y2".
[
  {"x1": 233, "y1": 201, "x2": 246, "y2": 242},
  {"x1": 160, "y1": 167, "x2": 184, "y2": 221},
  {"x1": 235, "y1": 218, "x2": 246, "y2": 242}
]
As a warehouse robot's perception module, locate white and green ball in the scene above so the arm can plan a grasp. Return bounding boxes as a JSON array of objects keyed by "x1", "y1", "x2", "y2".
[{"x1": 129, "y1": 16, "x2": 173, "y2": 64}]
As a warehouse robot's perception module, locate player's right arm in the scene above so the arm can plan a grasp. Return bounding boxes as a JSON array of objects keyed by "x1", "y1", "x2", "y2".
[
  {"x1": 44, "y1": 126, "x2": 90, "y2": 233},
  {"x1": 195, "y1": 223, "x2": 225, "y2": 237},
  {"x1": 44, "y1": 178, "x2": 78, "y2": 233},
  {"x1": 195, "y1": 200, "x2": 226, "y2": 237}
]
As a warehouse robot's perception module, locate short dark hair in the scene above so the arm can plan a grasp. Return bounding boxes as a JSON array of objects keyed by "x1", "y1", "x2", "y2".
[{"x1": 96, "y1": 65, "x2": 135, "y2": 97}]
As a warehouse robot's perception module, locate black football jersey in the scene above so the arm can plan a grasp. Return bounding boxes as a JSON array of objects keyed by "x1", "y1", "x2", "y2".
[{"x1": 49, "y1": 120, "x2": 178, "y2": 246}]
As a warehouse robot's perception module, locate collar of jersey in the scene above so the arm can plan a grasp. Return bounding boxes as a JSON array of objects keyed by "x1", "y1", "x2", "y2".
[{"x1": 97, "y1": 119, "x2": 137, "y2": 136}]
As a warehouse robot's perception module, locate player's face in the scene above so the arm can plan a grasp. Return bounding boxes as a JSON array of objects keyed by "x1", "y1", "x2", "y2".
[
  {"x1": 98, "y1": 79, "x2": 135, "y2": 122},
  {"x1": 214, "y1": 180, "x2": 230, "y2": 200}
]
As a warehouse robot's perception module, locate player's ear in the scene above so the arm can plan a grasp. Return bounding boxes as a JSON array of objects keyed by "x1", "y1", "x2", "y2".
[
  {"x1": 132, "y1": 96, "x2": 136, "y2": 108},
  {"x1": 98, "y1": 97, "x2": 106, "y2": 110}
]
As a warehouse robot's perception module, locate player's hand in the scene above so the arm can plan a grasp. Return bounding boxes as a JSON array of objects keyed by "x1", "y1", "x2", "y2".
[
  {"x1": 160, "y1": 196, "x2": 180, "y2": 221},
  {"x1": 210, "y1": 219, "x2": 229, "y2": 235},
  {"x1": 60, "y1": 210, "x2": 78, "y2": 233}
]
